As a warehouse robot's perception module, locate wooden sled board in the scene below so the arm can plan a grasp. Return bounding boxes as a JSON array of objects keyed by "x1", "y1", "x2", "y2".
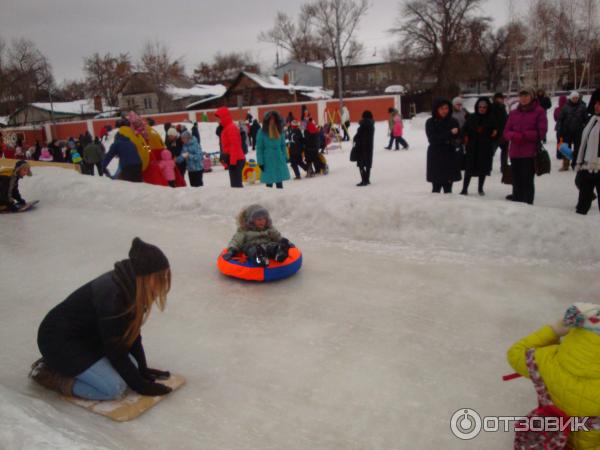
[
  {"x1": 0, "y1": 200, "x2": 39, "y2": 214},
  {"x1": 63, "y1": 374, "x2": 185, "y2": 422}
]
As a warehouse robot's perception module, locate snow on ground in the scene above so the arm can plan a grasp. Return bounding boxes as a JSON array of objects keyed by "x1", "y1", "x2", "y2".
[{"x1": 1, "y1": 110, "x2": 599, "y2": 449}]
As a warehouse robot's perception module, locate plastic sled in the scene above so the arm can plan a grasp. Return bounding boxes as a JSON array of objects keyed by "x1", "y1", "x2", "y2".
[
  {"x1": 63, "y1": 374, "x2": 185, "y2": 422},
  {"x1": 217, "y1": 247, "x2": 302, "y2": 282}
]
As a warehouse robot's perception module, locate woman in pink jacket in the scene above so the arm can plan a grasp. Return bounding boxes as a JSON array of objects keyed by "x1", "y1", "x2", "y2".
[{"x1": 503, "y1": 87, "x2": 548, "y2": 205}]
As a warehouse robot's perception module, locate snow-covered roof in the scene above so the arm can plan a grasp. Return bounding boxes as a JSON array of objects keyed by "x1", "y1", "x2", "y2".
[
  {"x1": 165, "y1": 84, "x2": 227, "y2": 101},
  {"x1": 30, "y1": 99, "x2": 116, "y2": 116},
  {"x1": 243, "y1": 72, "x2": 332, "y2": 99},
  {"x1": 384, "y1": 85, "x2": 406, "y2": 94},
  {"x1": 324, "y1": 51, "x2": 390, "y2": 68}
]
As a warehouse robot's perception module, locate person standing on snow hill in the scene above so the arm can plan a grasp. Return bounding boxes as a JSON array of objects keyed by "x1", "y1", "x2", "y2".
[
  {"x1": 102, "y1": 132, "x2": 143, "y2": 182},
  {"x1": 304, "y1": 119, "x2": 324, "y2": 177},
  {"x1": 391, "y1": 112, "x2": 409, "y2": 150},
  {"x1": 557, "y1": 91, "x2": 588, "y2": 170},
  {"x1": 460, "y1": 97, "x2": 498, "y2": 196},
  {"x1": 288, "y1": 120, "x2": 308, "y2": 179},
  {"x1": 256, "y1": 111, "x2": 291, "y2": 189},
  {"x1": 83, "y1": 137, "x2": 105, "y2": 177},
  {"x1": 575, "y1": 98, "x2": 600, "y2": 215},
  {"x1": 451, "y1": 97, "x2": 469, "y2": 129},
  {"x1": 0, "y1": 160, "x2": 32, "y2": 212},
  {"x1": 177, "y1": 130, "x2": 204, "y2": 187},
  {"x1": 158, "y1": 150, "x2": 177, "y2": 188},
  {"x1": 490, "y1": 93, "x2": 509, "y2": 173},
  {"x1": 351, "y1": 110, "x2": 375, "y2": 186},
  {"x1": 536, "y1": 88, "x2": 552, "y2": 111},
  {"x1": 426, "y1": 98, "x2": 462, "y2": 193},
  {"x1": 384, "y1": 107, "x2": 399, "y2": 150},
  {"x1": 215, "y1": 106, "x2": 246, "y2": 188},
  {"x1": 341, "y1": 105, "x2": 351, "y2": 141},
  {"x1": 507, "y1": 303, "x2": 600, "y2": 450},
  {"x1": 166, "y1": 128, "x2": 185, "y2": 178},
  {"x1": 554, "y1": 95, "x2": 569, "y2": 171},
  {"x1": 31, "y1": 238, "x2": 173, "y2": 401},
  {"x1": 503, "y1": 87, "x2": 548, "y2": 205},
  {"x1": 250, "y1": 119, "x2": 261, "y2": 151},
  {"x1": 222, "y1": 205, "x2": 292, "y2": 267}
]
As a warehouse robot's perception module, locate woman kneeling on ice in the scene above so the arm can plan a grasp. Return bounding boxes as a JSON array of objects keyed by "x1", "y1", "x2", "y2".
[
  {"x1": 222, "y1": 204, "x2": 292, "y2": 267},
  {"x1": 31, "y1": 238, "x2": 173, "y2": 400}
]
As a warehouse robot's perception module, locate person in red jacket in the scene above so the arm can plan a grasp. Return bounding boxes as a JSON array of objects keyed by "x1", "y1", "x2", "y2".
[{"x1": 215, "y1": 107, "x2": 246, "y2": 188}]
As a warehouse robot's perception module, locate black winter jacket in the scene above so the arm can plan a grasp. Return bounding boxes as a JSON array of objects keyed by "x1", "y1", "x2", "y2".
[
  {"x1": 353, "y1": 117, "x2": 375, "y2": 168},
  {"x1": 426, "y1": 98, "x2": 462, "y2": 184},
  {"x1": 37, "y1": 260, "x2": 153, "y2": 394}
]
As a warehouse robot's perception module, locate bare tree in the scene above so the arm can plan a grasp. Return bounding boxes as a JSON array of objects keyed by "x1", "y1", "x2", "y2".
[
  {"x1": 392, "y1": 0, "x2": 487, "y2": 96},
  {"x1": 138, "y1": 41, "x2": 186, "y2": 112},
  {"x1": 259, "y1": 11, "x2": 329, "y2": 64},
  {"x1": 193, "y1": 51, "x2": 259, "y2": 84},
  {"x1": 475, "y1": 21, "x2": 526, "y2": 91},
  {"x1": 55, "y1": 79, "x2": 88, "y2": 101},
  {"x1": 83, "y1": 52, "x2": 133, "y2": 106},
  {"x1": 303, "y1": 0, "x2": 369, "y2": 106},
  {"x1": 2, "y1": 38, "x2": 54, "y2": 114}
]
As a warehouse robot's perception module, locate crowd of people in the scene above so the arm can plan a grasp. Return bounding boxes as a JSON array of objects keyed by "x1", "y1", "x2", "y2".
[
  {"x1": 2, "y1": 87, "x2": 600, "y2": 216},
  {"x1": 425, "y1": 86, "x2": 600, "y2": 215}
]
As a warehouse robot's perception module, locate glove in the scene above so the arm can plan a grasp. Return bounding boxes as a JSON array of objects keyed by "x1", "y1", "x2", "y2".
[
  {"x1": 140, "y1": 367, "x2": 171, "y2": 381},
  {"x1": 137, "y1": 381, "x2": 172, "y2": 396},
  {"x1": 222, "y1": 248, "x2": 237, "y2": 261},
  {"x1": 182, "y1": 152, "x2": 189, "y2": 160}
]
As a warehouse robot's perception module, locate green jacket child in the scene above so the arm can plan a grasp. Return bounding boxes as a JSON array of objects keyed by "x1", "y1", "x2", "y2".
[{"x1": 223, "y1": 204, "x2": 291, "y2": 267}]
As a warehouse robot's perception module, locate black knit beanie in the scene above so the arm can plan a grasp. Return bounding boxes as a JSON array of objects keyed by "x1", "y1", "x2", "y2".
[{"x1": 128, "y1": 237, "x2": 170, "y2": 276}]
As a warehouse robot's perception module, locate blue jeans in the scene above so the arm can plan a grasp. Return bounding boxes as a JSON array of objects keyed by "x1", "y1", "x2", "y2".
[{"x1": 73, "y1": 356, "x2": 136, "y2": 400}]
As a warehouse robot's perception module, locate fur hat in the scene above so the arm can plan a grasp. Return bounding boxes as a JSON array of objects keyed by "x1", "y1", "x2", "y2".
[
  {"x1": 518, "y1": 86, "x2": 536, "y2": 98},
  {"x1": 569, "y1": 91, "x2": 581, "y2": 101},
  {"x1": 128, "y1": 237, "x2": 170, "y2": 276},
  {"x1": 563, "y1": 303, "x2": 600, "y2": 334},
  {"x1": 167, "y1": 128, "x2": 178, "y2": 138},
  {"x1": 452, "y1": 97, "x2": 464, "y2": 106}
]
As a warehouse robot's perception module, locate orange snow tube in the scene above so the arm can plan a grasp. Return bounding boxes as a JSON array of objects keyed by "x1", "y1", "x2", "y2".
[{"x1": 217, "y1": 247, "x2": 302, "y2": 282}]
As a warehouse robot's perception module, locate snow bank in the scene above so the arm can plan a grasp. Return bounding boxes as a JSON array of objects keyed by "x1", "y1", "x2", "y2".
[{"x1": 24, "y1": 118, "x2": 600, "y2": 266}]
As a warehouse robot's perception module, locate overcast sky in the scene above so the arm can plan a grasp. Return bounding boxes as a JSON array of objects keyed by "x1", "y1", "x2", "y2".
[{"x1": 0, "y1": 0, "x2": 526, "y2": 84}]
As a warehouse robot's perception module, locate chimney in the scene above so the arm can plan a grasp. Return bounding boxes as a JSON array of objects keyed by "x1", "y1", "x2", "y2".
[
  {"x1": 283, "y1": 72, "x2": 290, "y2": 86},
  {"x1": 93, "y1": 95, "x2": 103, "y2": 112}
]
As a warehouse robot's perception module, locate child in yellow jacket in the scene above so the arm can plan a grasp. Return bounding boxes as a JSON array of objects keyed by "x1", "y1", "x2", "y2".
[{"x1": 507, "y1": 303, "x2": 600, "y2": 449}]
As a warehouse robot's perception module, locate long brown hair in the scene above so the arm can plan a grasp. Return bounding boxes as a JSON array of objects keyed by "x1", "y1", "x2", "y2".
[
  {"x1": 268, "y1": 116, "x2": 280, "y2": 140},
  {"x1": 123, "y1": 268, "x2": 171, "y2": 346}
]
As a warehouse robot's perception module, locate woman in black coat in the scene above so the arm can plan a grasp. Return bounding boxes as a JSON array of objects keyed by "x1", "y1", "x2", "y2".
[
  {"x1": 352, "y1": 110, "x2": 375, "y2": 186},
  {"x1": 31, "y1": 238, "x2": 173, "y2": 400},
  {"x1": 426, "y1": 98, "x2": 462, "y2": 193},
  {"x1": 461, "y1": 97, "x2": 498, "y2": 195}
]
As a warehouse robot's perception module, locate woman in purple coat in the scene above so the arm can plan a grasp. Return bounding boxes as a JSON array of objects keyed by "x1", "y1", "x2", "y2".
[{"x1": 503, "y1": 87, "x2": 548, "y2": 205}]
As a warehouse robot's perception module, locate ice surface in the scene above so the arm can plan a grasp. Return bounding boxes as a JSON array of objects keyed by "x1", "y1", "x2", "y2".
[{"x1": 1, "y1": 108, "x2": 598, "y2": 449}]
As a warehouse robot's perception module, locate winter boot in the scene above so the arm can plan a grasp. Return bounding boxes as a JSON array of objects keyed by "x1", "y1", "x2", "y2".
[
  {"x1": 254, "y1": 246, "x2": 269, "y2": 267},
  {"x1": 275, "y1": 239, "x2": 291, "y2": 263},
  {"x1": 559, "y1": 158, "x2": 570, "y2": 172},
  {"x1": 29, "y1": 358, "x2": 74, "y2": 396}
]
